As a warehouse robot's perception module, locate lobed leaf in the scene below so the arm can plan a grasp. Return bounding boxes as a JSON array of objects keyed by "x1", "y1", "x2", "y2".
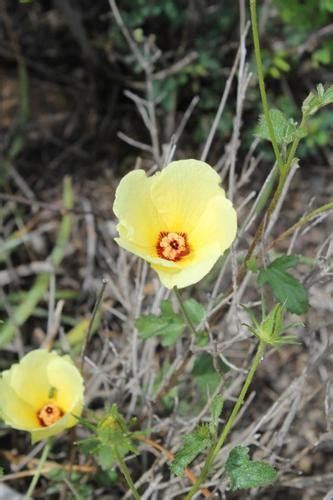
[
  {"x1": 256, "y1": 109, "x2": 305, "y2": 145},
  {"x1": 225, "y1": 446, "x2": 278, "y2": 490}
]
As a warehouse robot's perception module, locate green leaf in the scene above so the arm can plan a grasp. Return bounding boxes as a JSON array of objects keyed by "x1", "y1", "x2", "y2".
[
  {"x1": 183, "y1": 299, "x2": 206, "y2": 324},
  {"x1": 135, "y1": 300, "x2": 185, "y2": 346},
  {"x1": 192, "y1": 353, "x2": 226, "y2": 395},
  {"x1": 225, "y1": 446, "x2": 278, "y2": 490},
  {"x1": 302, "y1": 84, "x2": 333, "y2": 117},
  {"x1": 98, "y1": 444, "x2": 118, "y2": 470},
  {"x1": 256, "y1": 109, "x2": 305, "y2": 145},
  {"x1": 170, "y1": 425, "x2": 211, "y2": 476},
  {"x1": 136, "y1": 298, "x2": 206, "y2": 347},
  {"x1": 258, "y1": 256, "x2": 309, "y2": 315},
  {"x1": 209, "y1": 394, "x2": 224, "y2": 436}
]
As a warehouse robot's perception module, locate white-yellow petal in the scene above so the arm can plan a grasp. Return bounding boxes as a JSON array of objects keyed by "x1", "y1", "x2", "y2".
[
  {"x1": 150, "y1": 159, "x2": 223, "y2": 233},
  {"x1": 151, "y1": 243, "x2": 222, "y2": 289},
  {"x1": 113, "y1": 170, "x2": 164, "y2": 247}
]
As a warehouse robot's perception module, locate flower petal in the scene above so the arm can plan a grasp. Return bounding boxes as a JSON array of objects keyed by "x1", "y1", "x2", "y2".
[
  {"x1": 151, "y1": 243, "x2": 222, "y2": 288},
  {"x1": 113, "y1": 170, "x2": 163, "y2": 247},
  {"x1": 150, "y1": 160, "x2": 223, "y2": 233},
  {"x1": 46, "y1": 356, "x2": 84, "y2": 413},
  {"x1": 0, "y1": 377, "x2": 39, "y2": 430},
  {"x1": 190, "y1": 194, "x2": 237, "y2": 252},
  {"x1": 3, "y1": 350, "x2": 60, "y2": 408}
]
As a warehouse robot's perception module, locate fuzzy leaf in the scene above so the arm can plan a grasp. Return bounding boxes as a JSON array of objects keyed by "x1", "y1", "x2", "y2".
[
  {"x1": 170, "y1": 425, "x2": 211, "y2": 477},
  {"x1": 256, "y1": 109, "x2": 305, "y2": 145},
  {"x1": 209, "y1": 394, "x2": 224, "y2": 435},
  {"x1": 258, "y1": 256, "x2": 309, "y2": 315},
  {"x1": 225, "y1": 446, "x2": 278, "y2": 490},
  {"x1": 302, "y1": 84, "x2": 333, "y2": 117}
]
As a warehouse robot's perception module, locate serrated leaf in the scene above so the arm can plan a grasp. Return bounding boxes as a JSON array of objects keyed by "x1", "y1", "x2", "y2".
[
  {"x1": 209, "y1": 394, "x2": 224, "y2": 435},
  {"x1": 302, "y1": 84, "x2": 333, "y2": 117},
  {"x1": 258, "y1": 257, "x2": 309, "y2": 315},
  {"x1": 225, "y1": 446, "x2": 277, "y2": 490},
  {"x1": 256, "y1": 109, "x2": 305, "y2": 145},
  {"x1": 170, "y1": 426, "x2": 212, "y2": 476}
]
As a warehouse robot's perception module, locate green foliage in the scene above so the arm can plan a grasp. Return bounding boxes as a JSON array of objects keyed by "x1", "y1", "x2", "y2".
[
  {"x1": 258, "y1": 255, "x2": 309, "y2": 315},
  {"x1": 78, "y1": 405, "x2": 139, "y2": 471},
  {"x1": 302, "y1": 84, "x2": 333, "y2": 117},
  {"x1": 192, "y1": 353, "x2": 227, "y2": 396},
  {"x1": 262, "y1": 50, "x2": 291, "y2": 79},
  {"x1": 135, "y1": 298, "x2": 206, "y2": 346},
  {"x1": 256, "y1": 109, "x2": 305, "y2": 145},
  {"x1": 170, "y1": 395, "x2": 224, "y2": 477},
  {"x1": 312, "y1": 42, "x2": 333, "y2": 67},
  {"x1": 273, "y1": 0, "x2": 331, "y2": 30},
  {"x1": 209, "y1": 394, "x2": 224, "y2": 436},
  {"x1": 244, "y1": 303, "x2": 300, "y2": 347},
  {"x1": 170, "y1": 424, "x2": 212, "y2": 476},
  {"x1": 225, "y1": 446, "x2": 278, "y2": 490}
]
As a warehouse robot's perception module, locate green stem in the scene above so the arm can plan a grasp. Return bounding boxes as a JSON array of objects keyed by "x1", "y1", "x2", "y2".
[
  {"x1": 185, "y1": 342, "x2": 266, "y2": 499},
  {"x1": 249, "y1": 0, "x2": 284, "y2": 174},
  {"x1": 24, "y1": 439, "x2": 52, "y2": 499},
  {"x1": 116, "y1": 452, "x2": 141, "y2": 500}
]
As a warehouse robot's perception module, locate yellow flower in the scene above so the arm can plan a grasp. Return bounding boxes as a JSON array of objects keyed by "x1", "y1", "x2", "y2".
[
  {"x1": 113, "y1": 159, "x2": 237, "y2": 288},
  {"x1": 0, "y1": 349, "x2": 84, "y2": 443}
]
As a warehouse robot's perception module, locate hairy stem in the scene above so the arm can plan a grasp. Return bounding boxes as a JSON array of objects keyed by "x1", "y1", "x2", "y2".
[
  {"x1": 185, "y1": 342, "x2": 265, "y2": 499},
  {"x1": 116, "y1": 451, "x2": 141, "y2": 500}
]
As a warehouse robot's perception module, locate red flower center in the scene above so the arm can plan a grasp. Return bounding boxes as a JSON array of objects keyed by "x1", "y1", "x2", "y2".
[{"x1": 156, "y1": 232, "x2": 190, "y2": 261}]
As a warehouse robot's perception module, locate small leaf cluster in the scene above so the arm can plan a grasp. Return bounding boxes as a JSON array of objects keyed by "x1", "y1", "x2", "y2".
[
  {"x1": 170, "y1": 395, "x2": 223, "y2": 476},
  {"x1": 302, "y1": 84, "x2": 333, "y2": 117},
  {"x1": 244, "y1": 303, "x2": 300, "y2": 347},
  {"x1": 135, "y1": 298, "x2": 207, "y2": 346},
  {"x1": 78, "y1": 405, "x2": 139, "y2": 470},
  {"x1": 256, "y1": 83, "x2": 333, "y2": 151},
  {"x1": 225, "y1": 446, "x2": 277, "y2": 490}
]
